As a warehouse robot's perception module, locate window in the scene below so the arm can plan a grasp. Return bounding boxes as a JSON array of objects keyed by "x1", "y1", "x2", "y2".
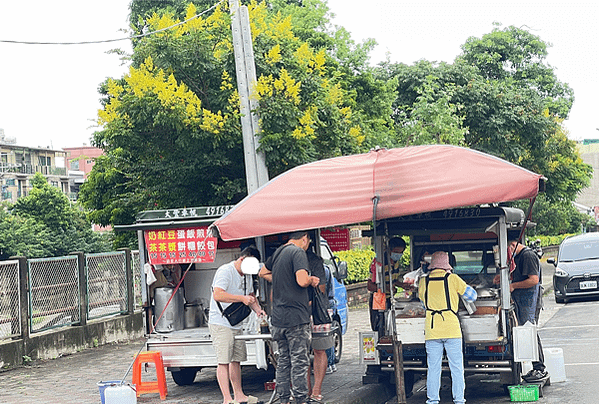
[
  {"x1": 5, "y1": 179, "x2": 15, "y2": 186},
  {"x1": 38, "y1": 156, "x2": 51, "y2": 166},
  {"x1": 560, "y1": 240, "x2": 599, "y2": 262},
  {"x1": 70, "y1": 159, "x2": 80, "y2": 170}
]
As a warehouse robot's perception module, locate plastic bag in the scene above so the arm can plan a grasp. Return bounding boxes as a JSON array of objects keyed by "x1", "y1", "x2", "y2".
[
  {"x1": 372, "y1": 289, "x2": 386, "y2": 310},
  {"x1": 403, "y1": 269, "x2": 421, "y2": 285},
  {"x1": 312, "y1": 287, "x2": 332, "y2": 325},
  {"x1": 144, "y1": 263, "x2": 157, "y2": 285}
]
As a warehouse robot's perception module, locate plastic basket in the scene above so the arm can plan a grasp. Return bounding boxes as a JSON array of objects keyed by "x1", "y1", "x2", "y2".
[{"x1": 508, "y1": 384, "x2": 539, "y2": 402}]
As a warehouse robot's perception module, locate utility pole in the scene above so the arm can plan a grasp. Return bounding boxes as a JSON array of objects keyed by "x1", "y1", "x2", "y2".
[
  {"x1": 229, "y1": 0, "x2": 269, "y2": 259},
  {"x1": 229, "y1": 0, "x2": 269, "y2": 194}
]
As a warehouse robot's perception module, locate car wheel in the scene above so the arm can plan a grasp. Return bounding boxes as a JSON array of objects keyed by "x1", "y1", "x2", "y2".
[
  {"x1": 171, "y1": 368, "x2": 198, "y2": 386},
  {"x1": 332, "y1": 320, "x2": 342, "y2": 363}
]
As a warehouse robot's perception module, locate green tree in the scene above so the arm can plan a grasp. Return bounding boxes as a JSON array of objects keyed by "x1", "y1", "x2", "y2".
[
  {"x1": 378, "y1": 25, "x2": 591, "y2": 205},
  {"x1": 460, "y1": 24, "x2": 574, "y2": 119},
  {"x1": 1, "y1": 173, "x2": 111, "y2": 258},
  {"x1": 81, "y1": 0, "x2": 395, "y2": 230}
]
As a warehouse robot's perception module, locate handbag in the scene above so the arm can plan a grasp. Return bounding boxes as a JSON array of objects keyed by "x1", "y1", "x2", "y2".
[
  {"x1": 372, "y1": 289, "x2": 386, "y2": 310},
  {"x1": 219, "y1": 301, "x2": 252, "y2": 326},
  {"x1": 216, "y1": 275, "x2": 252, "y2": 326},
  {"x1": 312, "y1": 286, "x2": 332, "y2": 325}
]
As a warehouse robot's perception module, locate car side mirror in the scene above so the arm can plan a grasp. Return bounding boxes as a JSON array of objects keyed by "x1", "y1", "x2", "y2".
[
  {"x1": 547, "y1": 257, "x2": 556, "y2": 266},
  {"x1": 337, "y1": 260, "x2": 348, "y2": 280}
]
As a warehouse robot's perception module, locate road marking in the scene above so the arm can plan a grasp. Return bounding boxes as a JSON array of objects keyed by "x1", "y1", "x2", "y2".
[
  {"x1": 565, "y1": 362, "x2": 599, "y2": 366},
  {"x1": 541, "y1": 324, "x2": 599, "y2": 330}
]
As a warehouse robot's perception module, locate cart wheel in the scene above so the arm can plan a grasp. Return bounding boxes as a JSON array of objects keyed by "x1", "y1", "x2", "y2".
[{"x1": 171, "y1": 368, "x2": 198, "y2": 386}]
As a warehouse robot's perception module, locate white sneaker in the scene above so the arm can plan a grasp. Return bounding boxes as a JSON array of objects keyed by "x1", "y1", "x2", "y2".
[
  {"x1": 326, "y1": 366, "x2": 334, "y2": 374},
  {"x1": 331, "y1": 364, "x2": 337, "y2": 372}
]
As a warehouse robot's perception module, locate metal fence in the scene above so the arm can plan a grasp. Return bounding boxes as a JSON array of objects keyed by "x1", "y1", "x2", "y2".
[
  {"x1": 0, "y1": 260, "x2": 20, "y2": 340},
  {"x1": 28, "y1": 255, "x2": 80, "y2": 333},
  {"x1": 86, "y1": 251, "x2": 128, "y2": 320},
  {"x1": 0, "y1": 250, "x2": 141, "y2": 339}
]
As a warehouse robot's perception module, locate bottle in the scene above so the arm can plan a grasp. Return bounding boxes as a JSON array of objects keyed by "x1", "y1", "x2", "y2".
[{"x1": 260, "y1": 318, "x2": 270, "y2": 334}]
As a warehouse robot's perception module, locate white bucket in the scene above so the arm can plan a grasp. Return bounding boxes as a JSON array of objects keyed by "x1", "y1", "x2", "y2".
[
  {"x1": 104, "y1": 384, "x2": 137, "y2": 404},
  {"x1": 543, "y1": 347, "x2": 566, "y2": 382}
]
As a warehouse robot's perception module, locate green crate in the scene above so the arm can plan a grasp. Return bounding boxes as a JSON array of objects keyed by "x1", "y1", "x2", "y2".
[{"x1": 508, "y1": 384, "x2": 539, "y2": 402}]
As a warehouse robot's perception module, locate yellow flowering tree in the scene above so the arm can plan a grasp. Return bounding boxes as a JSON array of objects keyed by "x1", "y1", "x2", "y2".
[{"x1": 82, "y1": 0, "x2": 396, "y2": 230}]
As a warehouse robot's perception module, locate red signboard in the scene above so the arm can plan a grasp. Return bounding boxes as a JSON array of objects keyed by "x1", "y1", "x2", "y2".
[
  {"x1": 321, "y1": 228, "x2": 350, "y2": 251},
  {"x1": 144, "y1": 227, "x2": 218, "y2": 265}
]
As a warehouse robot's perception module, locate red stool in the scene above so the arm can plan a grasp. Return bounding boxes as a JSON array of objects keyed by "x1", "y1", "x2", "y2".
[{"x1": 132, "y1": 351, "x2": 168, "y2": 400}]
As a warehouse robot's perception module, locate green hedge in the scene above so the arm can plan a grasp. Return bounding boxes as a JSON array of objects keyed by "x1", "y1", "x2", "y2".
[
  {"x1": 335, "y1": 248, "x2": 375, "y2": 284},
  {"x1": 534, "y1": 234, "x2": 574, "y2": 247},
  {"x1": 335, "y1": 237, "x2": 411, "y2": 284}
]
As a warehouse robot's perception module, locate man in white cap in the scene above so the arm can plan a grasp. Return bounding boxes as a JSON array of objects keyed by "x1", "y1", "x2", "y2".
[
  {"x1": 418, "y1": 251, "x2": 477, "y2": 404},
  {"x1": 209, "y1": 245, "x2": 266, "y2": 404}
]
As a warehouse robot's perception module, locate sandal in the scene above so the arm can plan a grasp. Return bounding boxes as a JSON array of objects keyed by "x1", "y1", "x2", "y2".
[
  {"x1": 240, "y1": 396, "x2": 263, "y2": 404},
  {"x1": 309, "y1": 395, "x2": 323, "y2": 403}
]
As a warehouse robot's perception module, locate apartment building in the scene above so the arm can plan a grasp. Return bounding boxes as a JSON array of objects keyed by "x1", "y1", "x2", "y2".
[{"x1": 0, "y1": 132, "x2": 68, "y2": 203}]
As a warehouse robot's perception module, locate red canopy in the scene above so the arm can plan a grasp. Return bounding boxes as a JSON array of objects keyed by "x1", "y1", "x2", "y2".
[{"x1": 213, "y1": 145, "x2": 544, "y2": 241}]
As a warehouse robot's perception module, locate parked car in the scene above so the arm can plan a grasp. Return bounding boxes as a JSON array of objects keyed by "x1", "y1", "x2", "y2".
[{"x1": 548, "y1": 232, "x2": 599, "y2": 303}]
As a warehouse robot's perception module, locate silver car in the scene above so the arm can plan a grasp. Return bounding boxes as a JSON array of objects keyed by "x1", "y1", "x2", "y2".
[{"x1": 549, "y1": 233, "x2": 599, "y2": 303}]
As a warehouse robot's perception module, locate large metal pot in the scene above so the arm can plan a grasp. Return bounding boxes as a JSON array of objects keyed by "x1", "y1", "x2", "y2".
[
  {"x1": 184, "y1": 302, "x2": 203, "y2": 328},
  {"x1": 154, "y1": 287, "x2": 185, "y2": 332}
]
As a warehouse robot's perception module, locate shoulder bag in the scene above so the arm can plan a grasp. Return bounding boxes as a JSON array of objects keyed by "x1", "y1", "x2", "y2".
[{"x1": 216, "y1": 275, "x2": 252, "y2": 326}]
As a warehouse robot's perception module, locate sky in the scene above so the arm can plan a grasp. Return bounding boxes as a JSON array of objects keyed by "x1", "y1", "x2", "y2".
[{"x1": 0, "y1": 1, "x2": 597, "y2": 152}]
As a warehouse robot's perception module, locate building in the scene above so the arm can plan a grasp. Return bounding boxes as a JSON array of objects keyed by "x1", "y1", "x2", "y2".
[
  {"x1": 63, "y1": 145, "x2": 104, "y2": 199},
  {"x1": 0, "y1": 130, "x2": 68, "y2": 203},
  {"x1": 575, "y1": 142, "x2": 599, "y2": 222}
]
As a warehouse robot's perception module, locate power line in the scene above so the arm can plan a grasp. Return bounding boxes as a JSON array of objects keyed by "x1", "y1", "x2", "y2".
[{"x1": 0, "y1": 0, "x2": 225, "y2": 46}]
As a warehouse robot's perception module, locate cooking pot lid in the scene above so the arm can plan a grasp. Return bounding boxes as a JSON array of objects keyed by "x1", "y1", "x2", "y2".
[{"x1": 241, "y1": 257, "x2": 261, "y2": 275}]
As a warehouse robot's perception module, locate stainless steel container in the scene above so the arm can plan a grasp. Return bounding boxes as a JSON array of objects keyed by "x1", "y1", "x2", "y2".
[
  {"x1": 184, "y1": 302, "x2": 203, "y2": 328},
  {"x1": 154, "y1": 287, "x2": 185, "y2": 332}
]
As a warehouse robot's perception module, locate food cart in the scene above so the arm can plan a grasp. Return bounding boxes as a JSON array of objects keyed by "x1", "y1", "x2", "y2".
[{"x1": 211, "y1": 145, "x2": 546, "y2": 398}]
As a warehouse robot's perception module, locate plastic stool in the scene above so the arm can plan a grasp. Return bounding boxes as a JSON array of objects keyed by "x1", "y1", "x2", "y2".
[{"x1": 132, "y1": 351, "x2": 168, "y2": 399}]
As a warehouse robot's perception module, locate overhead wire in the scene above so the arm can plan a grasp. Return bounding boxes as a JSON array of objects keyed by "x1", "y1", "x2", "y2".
[{"x1": 0, "y1": 0, "x2": 226, "y2": 46}]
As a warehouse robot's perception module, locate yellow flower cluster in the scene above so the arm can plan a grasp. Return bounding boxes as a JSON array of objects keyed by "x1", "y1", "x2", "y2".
[
  {"x1": 348, "y1": 126, "x2": 365, "y2": 145},
  {"x1": 275, "y1": 69, "x2": 301, "y2": 104},
  {"x1": 220, "y1": 71, "x2": 234, "y2": 91},
  {"x1": 98, "y1": 56, "x2": 205, "y2": 127},
  {"x1": 200, "y1": 109, "x2": 225, "y2": 134},
  {"x1": 292, "y1": 106, "x2": 317, "y2": 139},
  {"x1": 147, "y1": 13, "x2": 183, "y2": 38},
  {"x1": 266, "y1": 44, "x2": 282, "y2": 64},
  {"x1": 255, "y1": 69, "x2": 301, "y2": 104},
  {"x1": 97, "y1": 79, "x2": 125, "y2": 125},
  {"x1": 248, "y1": 2, "x2": 294, "y2": 42},
  {"x1": 322, "y1": 79, "x2": 343, "y2": 105}
]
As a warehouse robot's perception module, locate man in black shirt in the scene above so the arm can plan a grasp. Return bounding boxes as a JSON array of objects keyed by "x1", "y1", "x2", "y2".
[
  {"x1": 508, "y1": 239, "x2": 548, "y2": 382},
  {"x1": 259, "y1": 231, "x2": 319, "y2": 404}
]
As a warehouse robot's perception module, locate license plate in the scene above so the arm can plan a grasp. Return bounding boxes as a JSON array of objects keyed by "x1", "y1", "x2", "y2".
[{"x1": 580, "y1": 280, "x2": 597, "y2": 290}]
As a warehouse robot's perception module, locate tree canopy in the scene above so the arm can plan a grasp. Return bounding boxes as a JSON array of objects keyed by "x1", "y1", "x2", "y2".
[
  {"x1": 79, "y1": 4, "x2": 592, "y2": 243},
  {"x1": 0, "y1": 173, "x2": 111, "y2": 259},
  {"x1": 377, "y1": 24, "x2": 591, "y2": 205},
  {"x1": 80, "y1": 0, "x2": 395, "y2": 229}
]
